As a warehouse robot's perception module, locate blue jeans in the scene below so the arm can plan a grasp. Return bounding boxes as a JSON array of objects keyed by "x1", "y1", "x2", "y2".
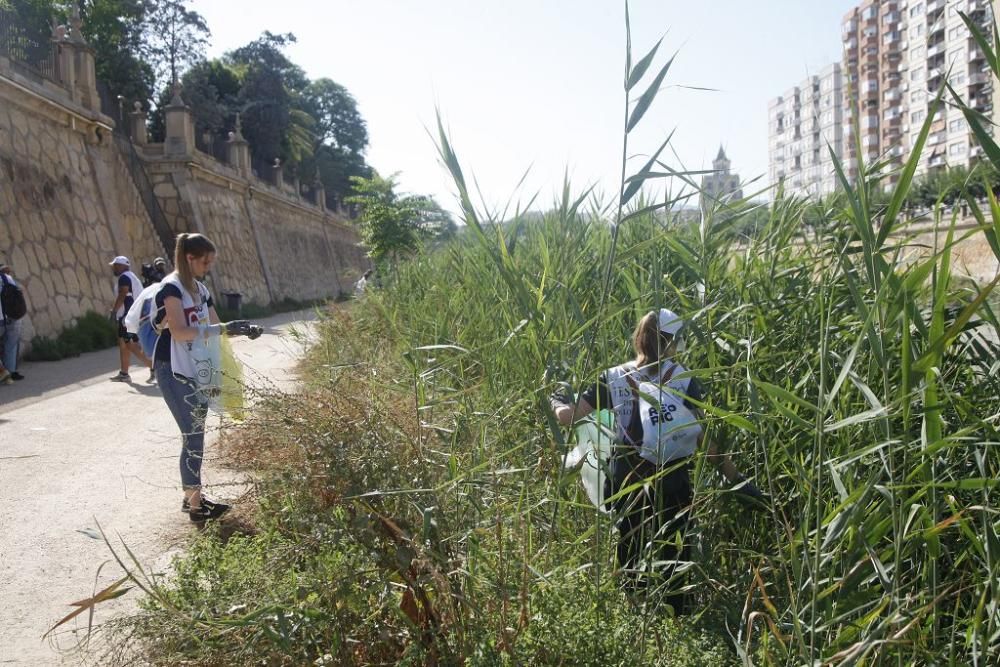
[
  {"x1": 0, "y1": 319, "x2": 20, "y2": 372},
  {"x1": 156, "y1": 360, "x2": 209, "y2": 489}
]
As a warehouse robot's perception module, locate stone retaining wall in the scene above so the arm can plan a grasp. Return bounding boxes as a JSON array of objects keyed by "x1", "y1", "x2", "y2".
[
  {"x1": 0, "y1": 69, "x2": 162, "y2": 342},
  {"x1": 1, "y1": 63, "x2": 368, "y2": 347}
]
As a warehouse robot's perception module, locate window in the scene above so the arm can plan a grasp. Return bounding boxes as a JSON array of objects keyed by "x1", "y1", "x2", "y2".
[
  {"x1": 909, "y1": 3, "x2": 924, "y2": 17},
  {"x1": 910, "y1": 45, "x2": 925, "y2": 59},
  {"x1": 949, "y1": 48, "x2": 964, "y2": 65},
  {"x1": 911, "y1": 67, "x2": 925, "y2": 81},
  {"x1": 910, "y1": 89, "x2": 926, "y2": 103},
  {"x1": 949, "y1": 142, "x2": 966, "y2": 156},
  {"x1": 948, "y1": 26, "x2": 962, "y2": 39},
  {"x1": 911, "y1": 109, "x2": 926, "y2": 123},
  {"x1": 952, "y1": 72, "x2": 966, "y2": 84},
  {"x1": 863, "y1": 6, "x2": 877, "y2": 20},
  {"x1": 949, "y1": 118, "x2": 964, "y2": 132}
]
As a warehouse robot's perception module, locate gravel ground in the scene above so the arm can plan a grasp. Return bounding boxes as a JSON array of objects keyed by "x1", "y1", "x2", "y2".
[{"x1": 0, "y1": 311, "x2": 316, "y2": 666}]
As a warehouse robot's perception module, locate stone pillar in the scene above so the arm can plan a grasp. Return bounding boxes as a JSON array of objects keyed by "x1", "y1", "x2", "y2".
[
  {"x1": 68, "y1": 9, "x2": 99, "y2": 111},
  {"x1": 226, "y1": 113, "x2": 251, "y2": 177},
  {"x1": 313, "y1": 170, "x2": 326, "y2": 210},
  {"x1": 164, "y1": 81, "x2": 194, "y2": 157},
  {"x1": 130, "y1": 101, "x2": 148, "y2": 145},
  {"x1": 272, "y1": 158, "x2": 283, "y2": 188}
]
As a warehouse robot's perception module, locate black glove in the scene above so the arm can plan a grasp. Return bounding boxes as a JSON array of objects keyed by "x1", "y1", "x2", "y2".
[
  {"x1": 246, "y1": 324, "x2": 263, "y2": 340},
  {"x1": 549, "y1": 381, "x2": 574, "y2": 411},
  {"x1": 733, "y1": 475, "x2": 767, "y2": 507},
  {"x1": 225, "y1": 320, "x2": 251, "y2": 336}
]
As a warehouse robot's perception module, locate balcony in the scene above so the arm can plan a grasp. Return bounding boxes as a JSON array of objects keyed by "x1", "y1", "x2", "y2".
[
  {"x1": 926, "y1": 0, "x2": 945, "y2": 14},
  {"x1": 928, "y1": 20, "x2": 945, "y2": 36},
  {"x1": 969, "y1": 71, "x2": 990, "y2": 86},
  {"x1": 883, "y1": 11, "x2": 900, "y2": 24},
  {"x1": 884, "y1": 87, "x2": 901, "y2": 101},
  {"x1": 927, "y1": 42, "x2": 945, "y2": 58},
  {"x1": 970, "y1": 47, "x2": 986, "y2": 63},
  {"x1": 928, "y1": 132, "x2": 946, "y2": 145},
  {"x1": 929, "y1": 155, "x2": 946, "y2": 167},
  {"x1": 971, "y1": 95, "x2": 993, "y2": 110},
  {"x1": 928, "y1": 67, "x2": 944, "y2": 81}
]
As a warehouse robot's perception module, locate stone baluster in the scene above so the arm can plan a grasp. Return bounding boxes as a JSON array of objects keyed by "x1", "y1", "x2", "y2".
[
  {"x1": 164, "y1": 80, "x2": 194, "y2": 157},
  {"x1": 67, "y1": 8, "x2": 99, "y2": 111},
  {"x1": 227, "y1": 113, "x2": 251, "y2": 177},
  {"x1": 272, "y1": 158, "x2": 283, "y2": 189},
  {"x1": 130, "y1": 101, "x2": 148, "y2": 145},
  {"x1": 313, "y1": 170, "x2": 326, "y2": 210}
]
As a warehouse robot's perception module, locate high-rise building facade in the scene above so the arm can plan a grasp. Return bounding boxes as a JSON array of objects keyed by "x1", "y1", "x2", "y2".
[
  {"x1": 768, "y1": 0, "x2": 997, "y2": 198},
  {"x1": 768, "y1": 64, "x2": 844, "y2": 196},
  {"x1": 902, "y1": 0, "x2": 995, "y2": 176},
  {"x1": 842, "y1": 0, "x2": 905, "y2": 183}
]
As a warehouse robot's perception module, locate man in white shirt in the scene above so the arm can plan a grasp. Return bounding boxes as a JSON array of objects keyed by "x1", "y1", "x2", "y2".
[{"x1": 107, "y1": 255, "x2": 152, "y2": 383}]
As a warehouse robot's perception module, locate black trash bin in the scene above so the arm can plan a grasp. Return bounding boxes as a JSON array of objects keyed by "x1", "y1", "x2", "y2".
[{"x1": 222, "y1": 292, "x2": 243, "y2": 317}]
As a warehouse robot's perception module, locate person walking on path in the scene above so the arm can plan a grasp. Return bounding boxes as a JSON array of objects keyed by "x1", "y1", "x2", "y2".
[
  {"x1": 0, "y1": 262, "x2": 24, "y2": 383},
  {"x1": 550, "y1": 308, "x2": 763, "y2": 614},
  {"x1": 154, "y1": 232, "x2": 262, "y2": 523},
  {"x1": 108, "y1": 255, "x2": 153, "y2": 383}
]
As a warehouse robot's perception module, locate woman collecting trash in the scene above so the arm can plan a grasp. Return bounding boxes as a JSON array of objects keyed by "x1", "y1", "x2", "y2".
[
  {"x1": 154, "y1": 233, "x2": 261, "y2": 522},
  {"x1": 550, "y1": 308, "x2": 762, "y2": 613}
]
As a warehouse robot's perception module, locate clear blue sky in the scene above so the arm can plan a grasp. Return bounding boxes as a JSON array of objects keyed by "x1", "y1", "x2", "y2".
[{"x1": 192, "y1": 0, "x2": 859, "y2": 213}]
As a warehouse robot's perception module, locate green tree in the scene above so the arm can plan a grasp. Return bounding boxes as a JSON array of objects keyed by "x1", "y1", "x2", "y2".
[
  {"x1": 346, "y1": 173, "x2": 454, "y2": 269},
  {"x1": 77, "y1": 0, "x2": 154, "y2": 108},
  {"x1": 141, "y1": 0, "x2": 209, "y2": 94},
  {"x1": 302, "y1": 78, "x2": 368, "y2": 154},
  {"x1": 225, "y1": 32, "x2": 313, "y2": 172},
  {"x1": 148, "y1": 58, "x2": 240, "y2": 142}
]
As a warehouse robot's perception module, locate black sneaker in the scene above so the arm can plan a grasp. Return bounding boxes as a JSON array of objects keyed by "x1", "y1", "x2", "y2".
[
  {"x1": 188, "y1": 500, "x2": 231, "y2": 522},
  {"x1": 10, "y1": 372, "x2": 24, "y2": 381},
  {"x1": 180, "y1": 496, "x2": 222, "y2": 512}
]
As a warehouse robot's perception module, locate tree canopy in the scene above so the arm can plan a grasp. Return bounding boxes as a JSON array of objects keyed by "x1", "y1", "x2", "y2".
[
  {"x1": 4, "y1": 2, "x2": 440, "y2": 215},
  {"x1": 346, "y1": 173, "x2": 456, "y2": 268}
]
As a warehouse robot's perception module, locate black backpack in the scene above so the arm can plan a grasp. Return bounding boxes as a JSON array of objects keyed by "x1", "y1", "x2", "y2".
[{"x1": 1, "y1": 276, "x2": 27, "y2": 320}]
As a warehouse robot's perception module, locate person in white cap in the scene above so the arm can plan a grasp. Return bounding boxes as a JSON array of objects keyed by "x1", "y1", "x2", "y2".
[
  {"x1": 550, "y1": 308, "x2": 762, "y2": 613},
  {"x1": 107, "y1": 255, "x2": 152, "y2": 382}
]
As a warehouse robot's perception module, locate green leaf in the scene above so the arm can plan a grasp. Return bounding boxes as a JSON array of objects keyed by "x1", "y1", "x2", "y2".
[
  {"x1": 620, "y1": 131, "x2": 674, "y2": 206},
  {"x1": 626, "y1": 52, "x2": 676, "y2": 133},
  {"x1": 626, "y1": 36, "x2": 664, "y2": 91},
  {"x1": 949, "y1": 83, "x2": 1000, "y2": 169},
  {"x1": 876, "y1": 90, "x2": 942, "y2": 250}
]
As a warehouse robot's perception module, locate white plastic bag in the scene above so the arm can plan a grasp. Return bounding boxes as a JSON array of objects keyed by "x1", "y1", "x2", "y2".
[{"x1": 562, "y1": 409, "x2": 616, "y2": 511}]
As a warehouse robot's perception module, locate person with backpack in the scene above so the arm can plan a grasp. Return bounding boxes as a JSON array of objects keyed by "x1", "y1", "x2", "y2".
[
  {"x1": 0, "y1": 261, "x2": 27, "y2": 383},
  {"x1": 549, "y1": 308, "x2": 763, "y2": 613},
  {"x1": 154, "y1": 233, "x2": 262, "y2": 523},
  {"x1": 107, "y1": 256, "x2": 153, "y2": 383}
]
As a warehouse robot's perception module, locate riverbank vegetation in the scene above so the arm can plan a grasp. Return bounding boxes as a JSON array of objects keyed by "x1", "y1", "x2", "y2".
[{"x1": 95, "y1": 8, "x2": 1000, "y2": 666}]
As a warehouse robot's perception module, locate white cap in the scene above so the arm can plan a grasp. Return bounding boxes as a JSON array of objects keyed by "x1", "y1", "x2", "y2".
[
  {"x1": 657, "y1": 308, "x2": 684, "y2": 336},
  {"x1": 109, "y1": 255, "x2": 130, "y2": 267}
]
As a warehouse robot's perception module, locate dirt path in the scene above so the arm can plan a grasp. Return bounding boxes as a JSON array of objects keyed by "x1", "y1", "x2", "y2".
[{"x1": 0, "y1": 311, "x2": 316, "y2": 666}]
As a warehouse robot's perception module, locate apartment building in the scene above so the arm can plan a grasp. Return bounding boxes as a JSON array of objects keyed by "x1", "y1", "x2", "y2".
[
  {"x1": 902, "y1": 0, "x2": 995, "y2": 176},
  {"x1": 769, "y1": 0, "x2": 999, "y2": 197},
  {"x1": 767, "y1": 63, "x2": 845, "y2": 197},
  {"x1": 841, "y1": 0, "x2": 906, "y2": 184}
]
